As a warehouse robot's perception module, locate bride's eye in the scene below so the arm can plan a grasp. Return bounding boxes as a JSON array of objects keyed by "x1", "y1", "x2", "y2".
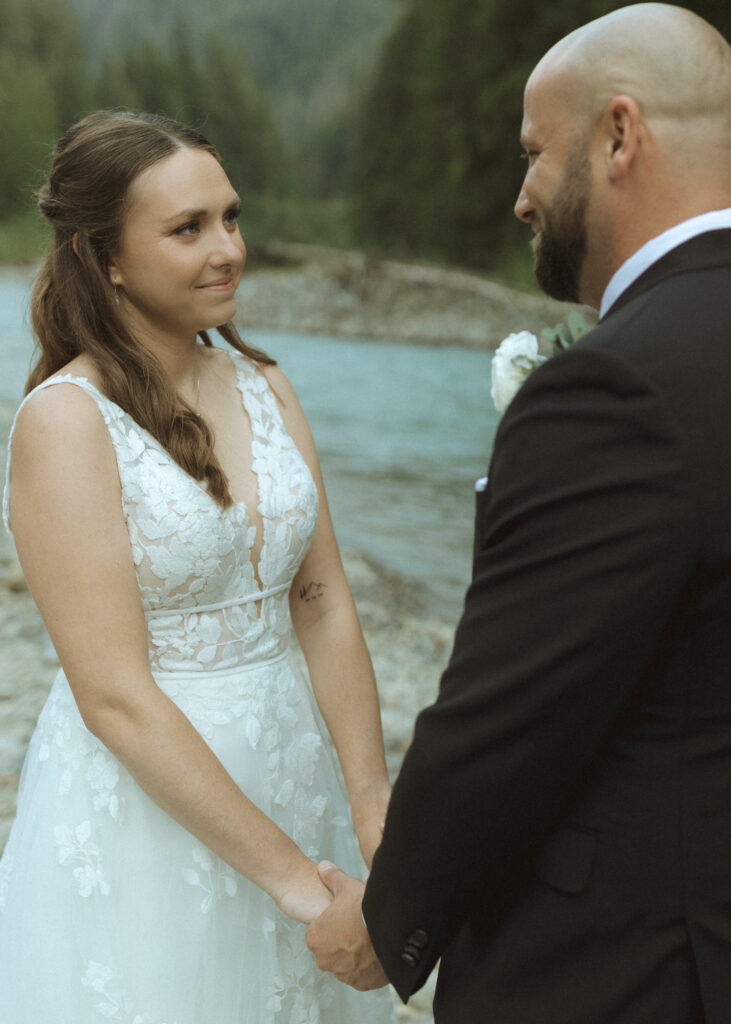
[
  {"x1": 224, "y1": 207, "x2": 241, "y2": 229},
  {"x1": 174, "y1": 221, "x2": 200, "y2": 236}
]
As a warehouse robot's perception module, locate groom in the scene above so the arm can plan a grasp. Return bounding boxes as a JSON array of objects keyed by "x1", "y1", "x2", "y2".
[{"x1": 307, "y1": 5, "x2": 731, "y2": 1021}]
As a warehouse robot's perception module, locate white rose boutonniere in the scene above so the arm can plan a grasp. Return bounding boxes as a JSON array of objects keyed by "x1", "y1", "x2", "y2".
[
  {"x1": 491, "y1": 311, "x2": 591, "y2": 414},
  {"x1": 490, "y1": 331, "x2": 546, "y2": 414}
]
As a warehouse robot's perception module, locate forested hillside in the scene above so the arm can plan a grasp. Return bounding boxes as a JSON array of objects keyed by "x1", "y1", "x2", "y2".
[
  {"x1": 0, "y1": 0, "x2": 727, "y2": 274},
  {"x1": 0, "y1": 0, "x2": 287, "y2": 234},
  {"x1": 67, "y1": 0, "x2": 399, "y2": 196},
  {"x1": 0, "y1": 0, "x2": 398, "y2": 256},
  {"x1": 0, "y1": 0, "x2": 87, "y2": 219},
  {"x1": 351, "y1": 0, "x2": 730, "y2": 275}
]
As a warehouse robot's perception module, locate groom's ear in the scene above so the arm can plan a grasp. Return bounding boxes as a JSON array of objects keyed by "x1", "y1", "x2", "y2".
[{"x1": 602, "y1": 94, "x2": 642, "y2": 182}]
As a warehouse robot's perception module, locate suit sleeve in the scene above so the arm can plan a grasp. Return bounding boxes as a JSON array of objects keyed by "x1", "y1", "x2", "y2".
[{"x1": 362, "y1": 344, "x2": 697, "y2": 1002}]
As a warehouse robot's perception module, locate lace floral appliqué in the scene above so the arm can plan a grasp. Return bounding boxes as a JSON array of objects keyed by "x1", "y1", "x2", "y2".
[
  {"x1": 82, "y1": 961, "x2": 179, "y2": 1023},
  {"x1": 182, "y1": 842, "x2": 239, "y2": 913},
  {"x1": 55, "y1": 821, "x2": 110, "y2": 898}
]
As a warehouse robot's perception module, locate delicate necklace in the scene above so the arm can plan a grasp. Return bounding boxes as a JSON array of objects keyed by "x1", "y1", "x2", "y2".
[{"x1": 193, "y1": 347, "x2": 201, "y2": 416}]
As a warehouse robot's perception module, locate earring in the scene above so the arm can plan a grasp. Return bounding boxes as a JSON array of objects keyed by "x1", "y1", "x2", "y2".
[{"x1": 113, "y1": 286, "x2": 120, "y2": 306}]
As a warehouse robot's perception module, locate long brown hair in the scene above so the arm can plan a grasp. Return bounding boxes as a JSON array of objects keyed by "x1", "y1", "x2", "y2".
[{"x1": 29, "y1": 110, "x2": 274, "y2": 508}]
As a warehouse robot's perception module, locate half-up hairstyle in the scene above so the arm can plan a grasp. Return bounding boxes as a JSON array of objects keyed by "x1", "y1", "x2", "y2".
[{"x1": 29, "y1": 110, "x2": 274, "y2": 508}]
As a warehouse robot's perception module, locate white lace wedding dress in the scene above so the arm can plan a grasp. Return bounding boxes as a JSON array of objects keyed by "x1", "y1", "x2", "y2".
[{"x1": 0, "y1": 351, "x2": 395, "y2": 1024}]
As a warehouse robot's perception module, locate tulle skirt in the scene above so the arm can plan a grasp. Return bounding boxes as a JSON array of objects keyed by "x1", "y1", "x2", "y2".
[{"x1": 0, "y1": 654, "x2": 395, "y2": 1023}]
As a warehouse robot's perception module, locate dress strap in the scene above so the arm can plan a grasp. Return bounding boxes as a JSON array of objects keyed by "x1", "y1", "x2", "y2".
[
  {"x1": 229, "y1": 350, "x2": 287, "y2": 438},
  {"x1": 2, "y1": 375, "x2": 109, "y2": 534}
]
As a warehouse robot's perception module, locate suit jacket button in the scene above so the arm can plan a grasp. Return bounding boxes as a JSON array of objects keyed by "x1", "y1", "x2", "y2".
[
  {"x1": 411, "y1": 929, "x2": 428, "y2": 949},
  {"x1": 401, "y1": 950, "x2": 418, "y2": 967}
]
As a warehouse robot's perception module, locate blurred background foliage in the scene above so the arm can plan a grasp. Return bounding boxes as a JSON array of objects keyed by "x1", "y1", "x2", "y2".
[{"x1": 0, "y1": 0, "x2": 728, "y2": 283}]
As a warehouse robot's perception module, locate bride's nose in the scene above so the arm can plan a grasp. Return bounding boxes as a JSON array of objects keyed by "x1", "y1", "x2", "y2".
[{"x1": 210, "y1": 228, "x2": 246, "y2": 269}]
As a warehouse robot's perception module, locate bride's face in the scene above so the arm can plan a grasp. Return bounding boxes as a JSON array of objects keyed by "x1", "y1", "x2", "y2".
[{"x1": 109, "y1": 147, "x2": 246, "y2": 345}]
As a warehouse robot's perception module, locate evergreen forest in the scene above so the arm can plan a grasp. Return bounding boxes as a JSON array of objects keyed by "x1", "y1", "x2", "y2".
[{"x1": 0, "y1": 0, "x2": 728, "y2": 279}]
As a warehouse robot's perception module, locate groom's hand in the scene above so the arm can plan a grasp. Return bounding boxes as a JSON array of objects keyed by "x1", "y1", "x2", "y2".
[{"x1": 305, "y1": 861, "x2": 389, "y2": 991}]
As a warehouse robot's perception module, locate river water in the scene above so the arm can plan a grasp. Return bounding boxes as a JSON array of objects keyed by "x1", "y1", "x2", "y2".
[{"x1": 0, "y1": 270, "x2": 500, "y2": 620}]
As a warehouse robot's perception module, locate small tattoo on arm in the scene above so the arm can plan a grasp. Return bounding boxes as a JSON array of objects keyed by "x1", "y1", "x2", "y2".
[{"x1": 299, "y1": 581, "x2": 328, "y2": 603}]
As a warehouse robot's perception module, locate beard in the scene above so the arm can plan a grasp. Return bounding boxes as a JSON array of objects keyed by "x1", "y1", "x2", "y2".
[{"x1": 532, "y1": 142, "x2": 591, "y2": 303}]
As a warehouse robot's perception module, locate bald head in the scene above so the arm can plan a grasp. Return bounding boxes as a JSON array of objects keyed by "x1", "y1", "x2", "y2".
[
  {"x1": 515, "y1": 5, "x2": 730, "y2": 306},
  {"x1": 531, "y1": 4, "x2": 730, "y2": 155}
]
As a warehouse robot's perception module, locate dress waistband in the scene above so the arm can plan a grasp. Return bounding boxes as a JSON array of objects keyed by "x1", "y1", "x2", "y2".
[
  {"x1": 152, "y1": 649, "x2": 289, "y2": 679},
  {"x1": 145, "y1": 581, "x2": 290, "y2": 619}
]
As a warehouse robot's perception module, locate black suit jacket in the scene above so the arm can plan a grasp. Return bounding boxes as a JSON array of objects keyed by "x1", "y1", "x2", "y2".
[{"x1": 363, "y1": 229, "x2": 731, "y2": 1023}]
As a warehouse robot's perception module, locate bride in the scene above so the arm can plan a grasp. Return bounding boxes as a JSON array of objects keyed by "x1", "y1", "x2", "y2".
[{"x1": 0, "y1": 110, "x2": 395, "y2": 1023}]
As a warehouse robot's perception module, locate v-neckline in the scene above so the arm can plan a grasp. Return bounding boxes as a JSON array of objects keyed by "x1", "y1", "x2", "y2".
[{"x1": 44, "y1": 355, "x2": 269, "y2": 592}]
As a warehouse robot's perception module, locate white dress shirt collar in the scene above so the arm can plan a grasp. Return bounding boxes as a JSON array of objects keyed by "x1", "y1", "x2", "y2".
[{"x1": 599, "y1": 208, "x2": 731, "y2": 319}]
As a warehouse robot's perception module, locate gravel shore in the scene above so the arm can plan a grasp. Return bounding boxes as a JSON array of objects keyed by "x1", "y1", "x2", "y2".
[{"x1": 239, "y1": 241, "x2": 593, "y2": 350}]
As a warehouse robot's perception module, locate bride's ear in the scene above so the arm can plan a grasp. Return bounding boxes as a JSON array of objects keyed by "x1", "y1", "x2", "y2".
[{"x1": 72, "y1": 232, "x2": 81, "y2": 259}]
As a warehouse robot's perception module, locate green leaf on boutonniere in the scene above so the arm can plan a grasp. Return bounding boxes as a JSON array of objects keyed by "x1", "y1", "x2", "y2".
[{"x1": 541, "y1": 311, "x2": 590, "y2": 353}]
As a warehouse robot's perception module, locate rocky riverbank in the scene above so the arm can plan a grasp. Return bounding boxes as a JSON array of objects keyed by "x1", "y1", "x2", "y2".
[{"x1": 239, "y1": 241, "x2": 593, "y2": 349}]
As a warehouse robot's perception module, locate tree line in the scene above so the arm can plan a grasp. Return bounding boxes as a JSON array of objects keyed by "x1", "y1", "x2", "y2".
[
  {"x1": 0, "y1": 0, "x2": 281, "y2": 223},
  {"x1": 0, "y1": 0, "x2": 728, "y2": 275},
  {"x1": 351, "y1": 0, "x2": 730, "y2": 276},
  {"x1": 65, "y1": 0, "x2": 395, "y2": 201}
]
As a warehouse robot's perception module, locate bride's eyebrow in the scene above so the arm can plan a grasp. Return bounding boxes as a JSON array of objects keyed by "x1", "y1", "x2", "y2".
[
  {"x1": 161, "y1": 196, "x2": 241, "y2": 226},
  {"x1": 161, "y1": 208, "x2": 206, "y2": 225}
]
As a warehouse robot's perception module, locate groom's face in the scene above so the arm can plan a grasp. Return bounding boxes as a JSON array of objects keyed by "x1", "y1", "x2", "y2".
[{"x1": 515, "y1": 73, "x2": 594, "y2": 303}]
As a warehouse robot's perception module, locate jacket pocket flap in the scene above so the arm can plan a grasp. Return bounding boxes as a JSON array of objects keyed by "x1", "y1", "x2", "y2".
[{"x1": 539, "y1": 829, "x2": 597, "y2": 895}]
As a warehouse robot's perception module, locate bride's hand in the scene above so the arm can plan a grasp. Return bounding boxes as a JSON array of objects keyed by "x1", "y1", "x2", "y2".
[{"x1": 271, "y1": 857, "x2": 333, "y2": 924}]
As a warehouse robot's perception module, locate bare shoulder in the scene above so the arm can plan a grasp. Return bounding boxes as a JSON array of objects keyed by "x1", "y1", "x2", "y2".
[
  {"x1": 14, "y1": 380, "x2": 105, "y2": 446},
  {"x1": 259, "y1": 362, "x2": 302, "y2": 412},
  {"x1": 11, "y1": 381, "x2": 115, "y2": 487}
]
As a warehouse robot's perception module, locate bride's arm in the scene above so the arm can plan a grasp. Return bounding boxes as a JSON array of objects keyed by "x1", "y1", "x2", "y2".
[
  {"x1": 8, "y1": 383, "x2": 330, "y2": 924},
  {"x1": 264, "y1": 366, "x2": 391, "y2": 870}
]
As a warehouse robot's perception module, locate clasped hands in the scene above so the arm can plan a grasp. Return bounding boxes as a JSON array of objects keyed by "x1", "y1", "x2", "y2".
[{"x1": 305, "y1": 861, "x2": 389, "y2": 991}]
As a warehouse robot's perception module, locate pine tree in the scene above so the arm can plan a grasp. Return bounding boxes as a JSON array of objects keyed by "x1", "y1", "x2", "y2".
[
  {"x1": 0, "y1": 0, "x2": 89, "y2": 218},
  {"x1": 352, "y1": 0, "x2": 729, "y2": 271}
]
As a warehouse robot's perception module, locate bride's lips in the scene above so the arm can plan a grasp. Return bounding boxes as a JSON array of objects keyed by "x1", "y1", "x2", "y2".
[{"x1": 197, "y1": 278, "x2": 236, "y2": 292}]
